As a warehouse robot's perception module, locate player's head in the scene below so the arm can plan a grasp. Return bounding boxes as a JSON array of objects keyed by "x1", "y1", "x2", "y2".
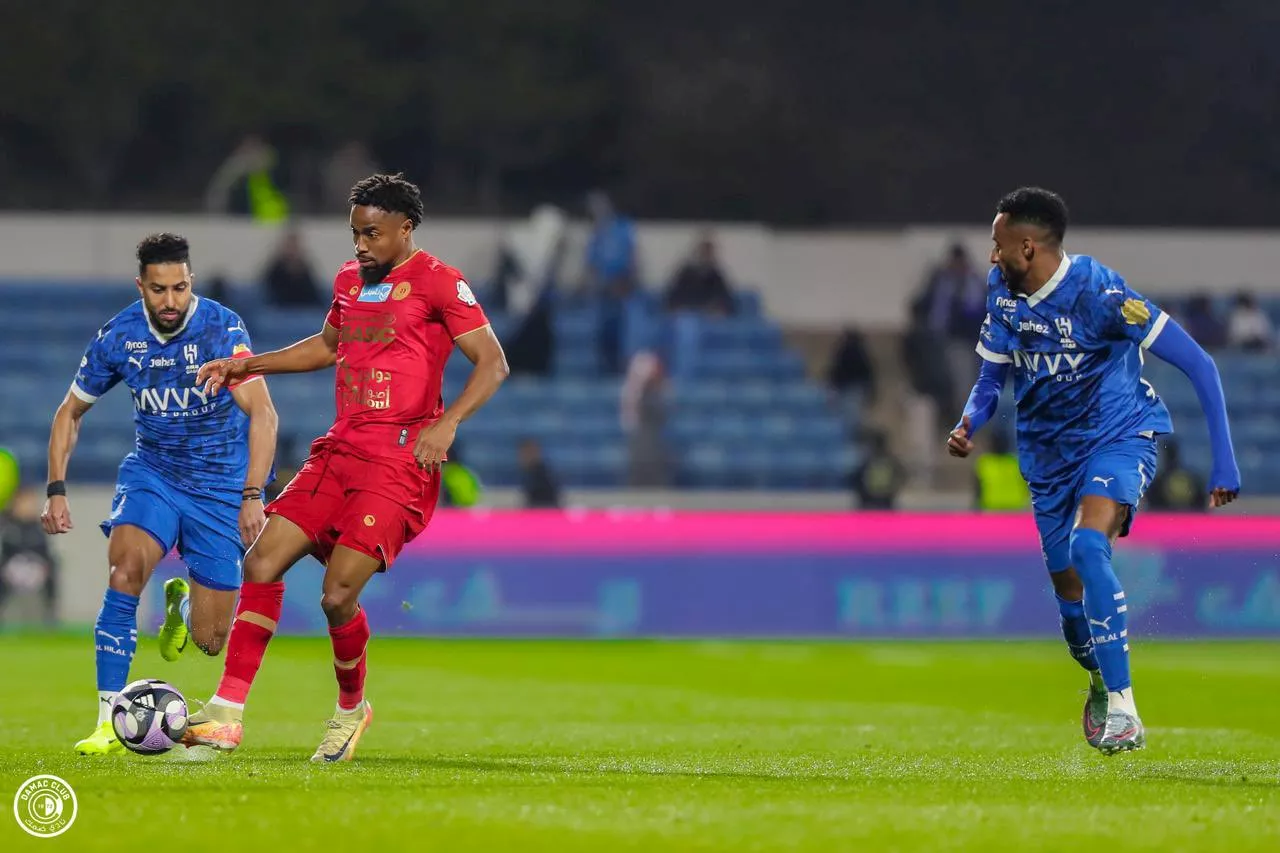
[
  {"x1": 349, "y1": 173, "x2": 424, "y2": 284},
  {"x1": 990, "y1": 187, "x2": 1068, "y2": 290},
  {"x1": 135, "y1": 233, "x2": 194, "y2": 333}
]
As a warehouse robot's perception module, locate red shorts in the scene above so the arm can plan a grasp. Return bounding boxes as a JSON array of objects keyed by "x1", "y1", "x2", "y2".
[{"x1": 265, "y1": 438, "x2": 440, "y2": 569}]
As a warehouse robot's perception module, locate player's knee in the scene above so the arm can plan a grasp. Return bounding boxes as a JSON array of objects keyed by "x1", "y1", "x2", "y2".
[
  {"x1": 192, "y1": 624, "x2": 228, "y2": 657},
  {"x1": 106, "y1": 559, "x2": 147, "y2": 596},
  {"x1": 1051, "y1": 568, "x2": 1084, "y2": 600},
  {"x1": 320, "y1": 586, "x2": 359, "y2": 623},
  {"x1": 1068, "y1": 528, "x2": 1110, "y2": 577},
  {"x1": 243, "y1": 548, "x2": 283, "y2": 584}
]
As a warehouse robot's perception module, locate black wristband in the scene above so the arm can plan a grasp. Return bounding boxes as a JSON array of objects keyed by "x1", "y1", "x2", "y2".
[
  {"x1": 241, "y1": 486, "x2": 262, "y2": 502},
  {"x1": 46, "y1": 481, "x2": 67, "y2": 498}
]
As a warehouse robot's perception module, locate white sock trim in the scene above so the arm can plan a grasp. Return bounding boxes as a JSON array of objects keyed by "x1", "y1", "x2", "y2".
[
  {"x1": 97, "y1": 691, "x2": 115, "y2": 725},
  {"x1": 1108, "y1": 687, "x2": 1138, "y2": 717},
  {"x1": 209, "y1": 695, "x2": 246, "y2": 711}
]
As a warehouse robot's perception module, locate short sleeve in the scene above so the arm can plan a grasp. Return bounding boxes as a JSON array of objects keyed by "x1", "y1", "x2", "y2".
[
  {"x1": 975, "y1": 299, "x2": 1014, "y2": 365},
  {"x1": 71, "y1": 329, "x2": 120, "y2": 403},
  {"x1": 223, "y1": 313, "x2": 260, "y2": 390},
  {"x1": 324, "y1": 297, "x2": 341, "y2": 330},
  {"x1": 1101, "y1": 277, "x2": 1169, "y2": 349},
  {"x1": 434, "y1": 276, "x2": 489, "y2": 340}
]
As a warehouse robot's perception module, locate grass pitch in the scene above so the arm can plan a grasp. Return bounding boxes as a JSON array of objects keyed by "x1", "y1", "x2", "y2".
[{"x1": 2, "y1": 635, "x2": 1277, "y2": 851}]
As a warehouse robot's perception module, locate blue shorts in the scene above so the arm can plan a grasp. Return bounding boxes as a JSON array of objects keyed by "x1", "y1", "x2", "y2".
[
  {"x1": 1029, "y1": 435, "x2": 1159, "y2": 574},
  {"x1": 99, "y1": 457, "x2": 243, "y2": 591}
]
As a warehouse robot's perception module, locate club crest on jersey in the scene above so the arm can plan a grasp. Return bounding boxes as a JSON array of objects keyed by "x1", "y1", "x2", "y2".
[
  {"x1": 1054, "y1": 317, "x2": 1076, "y2": 349},
  {"x1": 1121, "y1": 298, "x2": 1150, "y2": 326},
  {"x1": 392, "y1": 281, "x2": 412, "y2": 301},
  {"x1": 358, "y1": 283, "x2": 393, "y2": 303},
  {"x1": 456, "y1": 279, "x2": 477, "y2": 306},
  {"x1": 184, "y1": 344, "x2": 199, "y2": 364}
]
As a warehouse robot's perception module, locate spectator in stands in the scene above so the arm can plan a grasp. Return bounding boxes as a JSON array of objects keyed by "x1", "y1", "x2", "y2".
[
  {"x1": 0, "y1": 485, "x2": 57, "y2": 627},
  {"x1": 204, "y1": 133, "x2": 290, "y2": 221},
  {"x1": 664, "y1": 234, "x2": 734, "y2": 316},
  {"x1": 849, "y1": 431, "x2": 906, "y2": 510},
  {"x1": 913, "y1": 243, "x2": 986, "y2": 411},
  {"x1": 622, "y1": 351, "x2": 672, "y2": 487},
  {"x1": 1179, "y1": 292, "x2": 1227, "y2": 350},
  {"x1": 518, "y1": 438, "x2": 562, "y2": 508},
  {"x1": 583, "y1": 191, "x2": 638, "y2": 374},
  {"x1": 902, "y1": 297, "x2": 957, "y2": 432},
  {"x1": 583, "y1": 191, "x2": 637, "y2": 297},
  {"x1": 1226, "y1": 291, "x2": 1274, "y2": 352},
  {"x1": 827, "y1": 326, "x2": 875, "y2": 412},
  {"x1": 262, "y1": 229, "x2": 322, "y2": 307},
  {"x1": 1145, "y1": 440, "x2": 1207, "y2": 512}
]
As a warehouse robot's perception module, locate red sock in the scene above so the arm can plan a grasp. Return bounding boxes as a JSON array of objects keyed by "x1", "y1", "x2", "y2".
[
  {"x1": 330, "y1": 607, "x2": 370, "y2": 711},
  {"x1": 214, "y1": 582, "x2": 285, "y2": 705}
]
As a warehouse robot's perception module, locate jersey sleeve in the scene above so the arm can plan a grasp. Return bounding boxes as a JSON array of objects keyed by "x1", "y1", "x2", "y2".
[
  {"x1": 71, "y1": 329, "x2": 120, "y2": 403},
  {"x1": 223, "y1": 312, "x2": 261, "y2": 390},
  {"x1": 432, "y1": 275, "x2": 490, "y2": 339},
  {"x1": 975, "y1": 285, "x2": 1015, "y2": 364},
  {"x1": 1100, "y1": 275, "x2": 1169, "y2": 349}
]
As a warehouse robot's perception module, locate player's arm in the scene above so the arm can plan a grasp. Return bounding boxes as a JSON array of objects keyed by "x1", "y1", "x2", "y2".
[
  {"x1": 199, "y1": 323, "x2": 339, "y2": 394},
  {"x1": 1146, "y1": 318, "x2": 1240, "y2": 507},
  {"x1": 44, "y1": 330, "x2": 120, "y2": 533},
  {"x1": 1106, "y1": 283, "x2": 1240, "y2": 507},
  {"x1": 42, "y1": 392, "x2": 93, "y2": 533},
  {"x1": 231, "y1": 377, "x2": 279, "y2": 546},
  {"x1": 414, "y1": 325, "x2": 510, "y2": 471},
  {"x1": 949, "y1": 311, "x2": 1012, "y2": 458}
]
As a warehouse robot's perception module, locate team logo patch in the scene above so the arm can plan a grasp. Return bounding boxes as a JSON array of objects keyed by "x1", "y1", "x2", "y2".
[
  {"x1": 358, "y1": 283, "x2": 393, "y2": 303},
  {"x1": 348, "y1": 285, "x2": 359, "y2": 296},
  {"x1": 1121, "y1": 298, "x2": 1150, "y2": 326},
  {"x1": 392, "y1": 281, "x2": 412, "y2": 301},
  {"x1": 232, "y1": 343, "x2": 251, "y2": 355},
  {"x1": 456, "y1": 279, "x2": 477, "y2": 306}
]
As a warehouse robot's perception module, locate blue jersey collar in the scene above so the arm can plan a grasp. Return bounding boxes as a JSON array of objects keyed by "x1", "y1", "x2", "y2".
[
  {"x1": 146, "y1": 295, "x2": 200, "y2": 344},
  {"x1": 1024, "y1": 254, "x2": 1072, "y2": 308}
]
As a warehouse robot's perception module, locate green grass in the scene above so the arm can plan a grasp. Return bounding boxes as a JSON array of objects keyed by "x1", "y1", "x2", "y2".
[{"x1": 2, "y1": 635, "x2": 1278, "y2": 851}]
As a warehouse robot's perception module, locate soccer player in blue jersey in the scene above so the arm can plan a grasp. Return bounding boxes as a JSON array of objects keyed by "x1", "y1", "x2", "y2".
[
  {"x1": 947, "y1": 188, "x2": 1240, "y2": 754},
  {"x1": 41, "y1": 233, "x2": 279, "y2": 755}
]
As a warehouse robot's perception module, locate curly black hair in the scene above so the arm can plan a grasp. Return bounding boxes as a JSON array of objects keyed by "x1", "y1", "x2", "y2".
[
  {"x1": 136, "y1": 232, "x2": 191, "y2": 275},
  {"x1": 995, "y1": 187, "x2": 1069, "y2": 244},
  {"x1": 348, "y1": 172, "x2": 424, "y2": 228}
]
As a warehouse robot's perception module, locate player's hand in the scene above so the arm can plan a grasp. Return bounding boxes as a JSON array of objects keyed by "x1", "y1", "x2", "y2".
[
  {"x1": 196, "y1": 358, "x2": 249, "y2": 395},
  {"x1": 239, "y1": 499, "x2": 266, "y2": 547},
  {"x1": 947, "y1": 415, "x2": 975, "y2": 458},
  {"x1": 1208, "y1": 463, "x2": 1241, "y2": 509},
  {"x1": 413, "y1": 419, "x2": 458, "y2": 474},
  {"x1": 41, "y1": 496, "x2": 73, "y2": 534}
]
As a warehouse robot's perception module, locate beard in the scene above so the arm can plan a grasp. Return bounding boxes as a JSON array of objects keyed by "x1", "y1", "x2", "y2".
[
  {"x1": 998, "y1": 263, "x2": 1027, "y2": 291},
  {"x1": 359, "y1": 261, "x2": 392, "y2": 285},
  {"x1": 146, "y1": 303, "x2": 186, "y2": 333}
]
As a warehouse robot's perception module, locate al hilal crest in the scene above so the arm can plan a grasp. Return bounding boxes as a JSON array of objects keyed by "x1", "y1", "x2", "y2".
[{"x1": 456, "y1": 280, "x2": 477, "y2": 306}]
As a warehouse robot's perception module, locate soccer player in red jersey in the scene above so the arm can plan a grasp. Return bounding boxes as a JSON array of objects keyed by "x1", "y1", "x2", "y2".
[{"x1": 185, "y1": 174, "x2": 509, "y2": 761}]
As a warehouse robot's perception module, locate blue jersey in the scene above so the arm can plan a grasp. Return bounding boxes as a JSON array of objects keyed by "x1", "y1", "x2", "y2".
[
  {"x1": 975, "y1": 254, "x2": 1172, "y2": 484},
  {"x1": 71, "y1": 296, "x2": 260, "y2": 495}
]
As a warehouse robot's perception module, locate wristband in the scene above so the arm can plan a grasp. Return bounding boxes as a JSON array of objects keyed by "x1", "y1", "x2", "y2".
[
  {"x1": 241, "y1": 486, "x2": 263, "y2": 502},
  {"x1": 47, "y1": 480, "x2": 67, "y2": 498}
]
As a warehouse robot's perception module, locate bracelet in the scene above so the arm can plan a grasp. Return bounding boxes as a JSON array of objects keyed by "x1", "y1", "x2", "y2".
[
  {"x1": 46, "y1": 480, "x2": 67, "y2": 498},
  {"x1": 241, "y1": 486, "x2": 263, "y2": 502}
]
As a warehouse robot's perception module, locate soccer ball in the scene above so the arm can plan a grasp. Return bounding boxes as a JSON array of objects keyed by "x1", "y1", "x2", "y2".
[{"x1": 110, "y1": 679, "x2": 188, "y2": 755}]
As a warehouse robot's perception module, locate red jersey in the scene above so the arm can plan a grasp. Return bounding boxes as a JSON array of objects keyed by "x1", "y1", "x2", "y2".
[{"x1": 322, "y1": 250, "x2": 488, "y2": 457}]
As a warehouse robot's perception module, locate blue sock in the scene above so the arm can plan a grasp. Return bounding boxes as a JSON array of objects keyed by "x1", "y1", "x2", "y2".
[
  {"x1": 1069, "y1": 528, "x2": 1131, "y2": 692},
  {"x1": 180, "y1": 596, "x2": 191, "y2": 631},
  {"x1": 1055, "y1": 593, "x2": 1099, "y2": 672},
  {"x1": 94, "y1": 588, "x2": 139, "y2": 693}
]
